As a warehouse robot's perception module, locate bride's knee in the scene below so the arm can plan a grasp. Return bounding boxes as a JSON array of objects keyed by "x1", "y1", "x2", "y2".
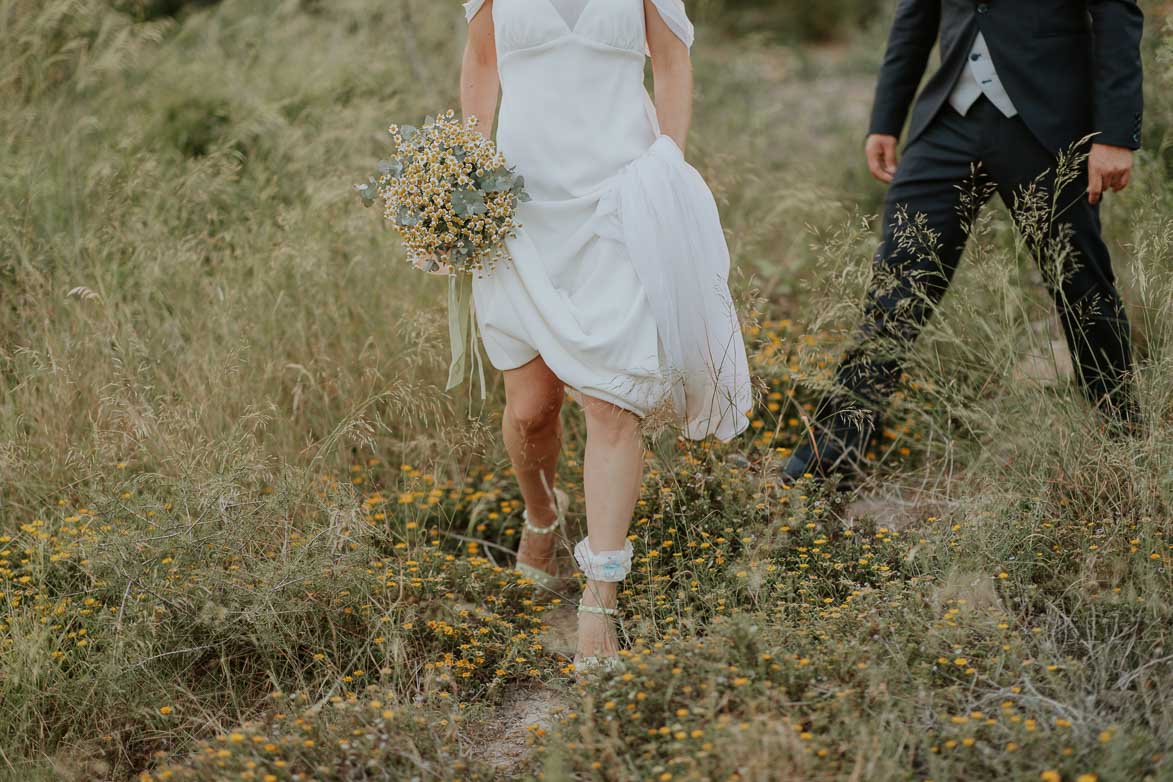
[
  {"x1": 504, "y1": 392, "x2": 562, "y2": 439},
  {"x1": 582, "y1": 398, "x2": 641, "y2": 444}
]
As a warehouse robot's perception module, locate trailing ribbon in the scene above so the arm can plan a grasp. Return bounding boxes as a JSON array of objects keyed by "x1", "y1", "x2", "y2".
[{"x1": 445, "y1": 274, "x2": 486, "y2": 401}]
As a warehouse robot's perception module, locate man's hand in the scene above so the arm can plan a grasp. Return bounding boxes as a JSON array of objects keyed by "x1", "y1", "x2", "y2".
[
  {"x1": 1087, "y1": 143, "x2": 1133, "y2": 205},
  {"x1": 866, "y1": 134, "x2": 900, "y2": 184}
]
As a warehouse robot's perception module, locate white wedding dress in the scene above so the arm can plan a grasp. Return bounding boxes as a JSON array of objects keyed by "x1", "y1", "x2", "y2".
[{"x1": 464, "y1": 0, "x2": 751, "y2": 441}]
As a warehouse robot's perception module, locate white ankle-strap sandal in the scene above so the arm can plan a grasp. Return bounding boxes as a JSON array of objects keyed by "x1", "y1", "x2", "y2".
[
  {"x1": 514, "y1": 488, "x2": 568, "y2": 591},
  {"x1": 571, "y1": 538, "x2": 633, "y2": 676},
  {"x1": 574, "y1": 603, "x2": 626, "y2": 675}
]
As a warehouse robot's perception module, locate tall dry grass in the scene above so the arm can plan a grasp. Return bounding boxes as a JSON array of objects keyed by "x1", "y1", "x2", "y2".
[{"x1": 0, "y1": 1, "x2": 1170, "y2": 781}]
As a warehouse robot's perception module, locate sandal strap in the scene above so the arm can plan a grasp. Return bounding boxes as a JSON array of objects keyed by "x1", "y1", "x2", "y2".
[
  {"x1": 516, "y1": 562, "x2": 561, "y2": 590},
  {"x1": 574, "y1": 655, "x2": 625, "y2": 674},
  {"x1": 521, "y1": 488, "x2": 567, "y2": 535},
  {"x1": 577, "y1": 603, "x2": 619, "y2": 617},
  {"x1": 522, "y1": 509, "x2": 563, "y2": 535}
]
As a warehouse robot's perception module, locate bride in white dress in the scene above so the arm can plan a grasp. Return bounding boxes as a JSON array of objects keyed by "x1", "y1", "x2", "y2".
[{"x1": 461, "y1": 0, "x2": 751, "y2": 671}]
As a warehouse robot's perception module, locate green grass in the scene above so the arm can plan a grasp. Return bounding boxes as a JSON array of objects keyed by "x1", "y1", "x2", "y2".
[{"x1": 1, "y1": 1, "x2": 1171, "y2": 780}]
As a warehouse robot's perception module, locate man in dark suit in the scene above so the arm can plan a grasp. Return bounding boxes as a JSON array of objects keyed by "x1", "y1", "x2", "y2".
[{"x1": 780, "y1": 0, "x2": 1145, "y2": 485}]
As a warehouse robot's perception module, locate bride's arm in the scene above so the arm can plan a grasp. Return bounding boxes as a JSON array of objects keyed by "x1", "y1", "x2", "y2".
[
  {"x1": 645, "y1": 0, "x2": 692, "y2": 153},
  {"x1": 461, "y1": 0, "x2": 499, "y2": 139}
]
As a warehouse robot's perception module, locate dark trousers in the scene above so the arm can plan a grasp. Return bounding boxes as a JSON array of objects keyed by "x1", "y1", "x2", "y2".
[{"x1": 831, "y1": 97, "x2": 1135, "y2": 430}]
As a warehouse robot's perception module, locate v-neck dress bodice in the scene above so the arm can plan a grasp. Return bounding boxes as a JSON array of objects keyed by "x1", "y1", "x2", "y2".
[
  {"x1": 494, "y1": 0, "x2": 654, "y2": 200},
  {"x1": 464, "y1": 0, "x2": 750, "y2": 441},
  {"x1": 543, "y1": 0, "x2": 592, "y2": 30}
]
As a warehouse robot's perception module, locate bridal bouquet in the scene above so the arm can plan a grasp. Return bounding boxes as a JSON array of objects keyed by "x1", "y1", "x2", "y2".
[
  {"x1": 356, "y1": 110, "x2": 530, "y2": 393},
  {"x1": 356, "y1": 110, "x2": 529, "y2": 275}
]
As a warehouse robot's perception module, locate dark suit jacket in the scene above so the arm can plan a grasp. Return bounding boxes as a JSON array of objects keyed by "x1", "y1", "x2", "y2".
[{"x1": 868, "y1": 0, "x2": 1144, "y2": 154}]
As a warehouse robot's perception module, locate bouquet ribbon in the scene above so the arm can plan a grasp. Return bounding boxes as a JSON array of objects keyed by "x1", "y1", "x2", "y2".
[{"x1": 445, "y1": 274, "x2": 486, "y2": 401}]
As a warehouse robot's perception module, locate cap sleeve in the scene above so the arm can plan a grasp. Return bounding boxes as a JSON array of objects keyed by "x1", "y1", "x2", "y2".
[
  {"x1": 647, "y1": 0, "x2": 694, "y2": 49},
  {"x1": 463, "y1": 0, "x2": 487, "y2": 23}
]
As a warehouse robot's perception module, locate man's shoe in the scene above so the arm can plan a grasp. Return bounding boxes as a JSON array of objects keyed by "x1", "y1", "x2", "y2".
[{"x1": 777, "y1": 414, "x2": 874, "y2": 488}]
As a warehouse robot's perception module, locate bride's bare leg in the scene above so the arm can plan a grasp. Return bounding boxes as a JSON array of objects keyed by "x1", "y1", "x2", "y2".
[
  {"x1": 503, "y1": 358, "x2": 565, "y2": 575},
  {"x1": 578, "y1": 396, "x2": 643, "y2": 660}
]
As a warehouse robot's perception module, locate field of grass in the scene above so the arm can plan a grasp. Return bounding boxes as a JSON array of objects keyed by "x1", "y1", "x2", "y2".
[{"x1": 2, "y1": 1, "x2": 1172, "y2": 780}]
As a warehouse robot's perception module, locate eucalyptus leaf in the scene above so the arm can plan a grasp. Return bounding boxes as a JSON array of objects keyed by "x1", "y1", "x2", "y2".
[
  {"x1": 355, "y1": 176, "x2": 379, "y2": 207},
  {"x1": 512, "y1": 175, "x2": 531, "y2": 202},
  {"x1": 451, "y1": 188, "x2": 487, "y2": 218},
  {"x1": 397, "y1": 206, "x2": 421, "y2": 227},
  {"x1": 481, "y1": 166, "x2": 515, "y2": 193},
  {"x1": 377, "y1": 158, "x2": 403, "y2": 178}
]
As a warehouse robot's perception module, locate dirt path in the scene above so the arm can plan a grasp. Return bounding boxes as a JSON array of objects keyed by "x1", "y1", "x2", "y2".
[{"x1": 481, "y1": 604, "x2": 577, "y2": 773}]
